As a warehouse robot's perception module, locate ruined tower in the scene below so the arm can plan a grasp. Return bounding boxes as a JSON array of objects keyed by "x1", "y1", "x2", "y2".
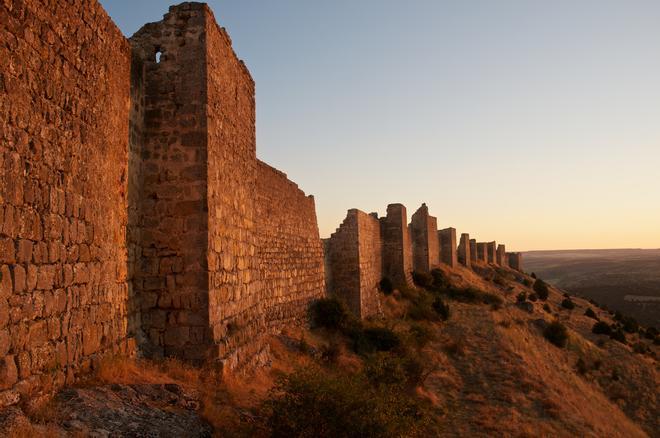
[
  {"x1": 458, "y1": 233, "x2": 471, "y2": 268},
  {"x1": 439, "y1": 228, "x2": 458, "y2": 268},
  {"x1": 380, "y1": 204, "x2": 413, "y2": 287},
  {"x1": 410, "y1": 204, "x2": 440, "y2": 273}
]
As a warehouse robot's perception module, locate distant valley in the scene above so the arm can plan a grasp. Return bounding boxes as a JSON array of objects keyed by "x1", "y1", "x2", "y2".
[{"x1": 524, "y1": 249, "x2": 660, "y2": 327}]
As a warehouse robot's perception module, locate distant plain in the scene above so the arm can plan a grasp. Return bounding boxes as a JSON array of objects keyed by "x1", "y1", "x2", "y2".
[{"x1": 524, "y1": 249, "x2": 660, "y2": 327}]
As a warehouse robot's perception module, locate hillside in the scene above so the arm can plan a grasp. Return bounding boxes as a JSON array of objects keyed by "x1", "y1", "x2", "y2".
[
  {"x1": 524, "y1": 249, "x2": 660, "y2": 327},
  {"x1": 2, "y1": 262, "x2": 658, "y2": 437}
]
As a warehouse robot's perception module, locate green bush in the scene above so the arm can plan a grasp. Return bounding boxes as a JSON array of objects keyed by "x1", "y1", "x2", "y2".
[
  {"x1": 592, "y1": 321, "x2": 612, "y2": 335},
  {"x1": 523, "y1": 278, "x2": 533, "y2": 287},
  {"x1": 528, "y1": 293, "x2": 539, "y2": 302},
  {"x1": 584, "y1": 308, "x2": 598, "y2": 320},
  {"x1": 412, "y1": 271, "x2": 432, "y2": 289},
  {"x1": 533, "y1": 279, "x2": 549, "y2": 300},
  {"x1": 380, "y1": 277, "x2": 394, "y2": 295},
  {"x1": 266, "y1": 367, "x2": 432, "y2": 438},
  {"x1": 561, "y1": 298, "x2": 575, "y2": 310},
  {"x1": 543, "y1": 321, "x2": 568, "y2": 348},
  {"x1": 516, "y1": 292, "x2": 527, "y2": 303},
  {"x1": 310, "y1": 298, "x2": 348, "y2": 330}
]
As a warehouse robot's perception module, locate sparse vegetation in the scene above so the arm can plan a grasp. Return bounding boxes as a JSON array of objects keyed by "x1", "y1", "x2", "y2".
[
  {"x1": 528, "y1": 293, "x2": 538, "y2": 302},
  {"x1": 561, "y1": 298, "x2": 575, "y2": 310},
  {"x1": 543, "y1": 321, "x2": 568, "y2": 348},
  {"x1": 592, "y1": 321, "x2": 612, "y2": 336},
  {"x1": 533, "y1": 278, "x2": 549, "y2": 300},
  {"x1": 380, "y1": 277, "x2": 394, "y2": 295},
  {"x1": 543, "y1": 303, "x2": 551, "y2": 313},
  {"x1": 584, "y1": 308, "x2": 598, "y2": 320},
  {"x1": 412, "y1": 271, "x2": 433, "y2": 289},
  {"x1": 265, "y1": 367, "x2": 433, "y2": 438},
  {"x1": 310, "y1": 297, "x2": 348, "y2": 330},
  {"x1": 609, "y1": 329, "x2": 627, "y2": 344}
]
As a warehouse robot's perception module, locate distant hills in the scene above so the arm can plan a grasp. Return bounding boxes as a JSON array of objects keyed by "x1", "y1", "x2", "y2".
[{"x1": 524, "y1": 249, "x2": 660, "y2": 327}]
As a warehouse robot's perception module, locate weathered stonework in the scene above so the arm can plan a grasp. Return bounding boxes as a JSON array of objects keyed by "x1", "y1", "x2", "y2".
[
  {"x1": 477, "y1": 243, "x2": 488, "y2": 264},
  {"x1": 469, "y1": 239, "x2": 477, "y2": 263},
  {"x1": 380, "y1": 204, "x2": 413, "y2": 287},
  {"x1": 0, "y1": 0, "x2": 326, "y2": 402},
  {"x1": 458, "y1": 233, "x2": 471, "y2": 268},
  {"x1": 409, "y1": 204, "x2": 439, "y2": 273},
  {"x1": 487, "y1": 241, "x2": 497, "y2": 264},
  {"x1": 496, "y1": 244, "x2": 507, "y2": 266},
  {"x1": 438, "y1": 228, "x2": 458, "y2": 268},
  {"x1": 1, "y1": 0, "x2": 134, "y2": 402},
  {"x1": 325, "y1": 210, "x2": 382, "y2": 318},
  {"x1": 508, "y1": 253, "x2": 523, "y2": 272}
]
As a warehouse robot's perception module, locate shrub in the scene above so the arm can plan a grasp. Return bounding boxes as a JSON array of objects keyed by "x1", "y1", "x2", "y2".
[
  {"x1": 516, "y1": 292, "x2": 527, "y2": 303},
  {"x1": 320, "y1": 342, "x2": 341, "y2": 364},
  {"x1": 432, "y1": 296, "x2": 450, "y2": 321},
  {"x1": 531, "y1": 273, "x2": 537, "y2": 279},
  {"x1": 592, "y1": 321, "x2": 612, "y2": 335},
  {"x1": 310, "y1": 298, "x2": 348, "y2": 330},
  {"x1": 528, "y1": 293, "x2": 538, "y2": 302},
  {"x1": 561, "y1": 298, "x2": 575, "y2": 310},
  {"x1": 543, "y1": 321, "x2": 568, "y2": 348},
  {"x1": 364, "y1": 353, "x2": 425, "y2": 388},
  {"x1": 266, "y1": 367, "x2": 431, "y2": 437},
  {"x1": 408, "y1": 323, "x2": 435, "y2": 349},
  {"x1": 444, "y1": 287, "x2": 503, "y2": 307},
  {"x1": 614, "y1": 311, "x2": 623, "y2": 321},
  {"x1": 609, "y1": 329, "x2": 627, "y2": 344},
  {"x1": 493, "y1": 274, "x2": 506, "y2": 287},
  {"x1": 379, "y1": 277, "x2": 394, "y2": 295},
  {"x1": 621, "y1": 316, "x2": 639, "y2": 334},
  {"x1": 523, "y1": 278, "x2": 533, "y2": 287},
  {"x1": 533, "y1": 279, "x2": 549, "y2": 300},
  {"x1": 644, "y1": 326, "x2": 658, "y2": 339},
  {"x1": 632, "y1": 342, "x2": 649, "y2": 354},
  {"x1": 576, "y1": 358, "x2": 588, "y2": 374},
  {"x1": 584, "y1": 308, "x2": 598, "y2": 320},
  {"x1": 430, "y1": 269, "x2": 449, "y2": 290},
  {"x1": 543, "y1": 303, "x2": 551, "y2": 313},
  {"x1": 412, "y1": 271, "x2": 432, "y2": 289},
  {"x1": 352, "y1": 327, "x2": 401, "y2": 355}
]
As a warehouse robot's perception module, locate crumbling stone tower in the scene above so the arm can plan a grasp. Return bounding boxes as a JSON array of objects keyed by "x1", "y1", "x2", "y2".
[
  {"x1": 325, "y1": 210, "x2": 382, "y2": 318},
  {"x1": 410, "y1": 204, "x2": 439, "y2": 273},
  {"x1": 508, "y1": 252, "x2": 523, "y2": 272},
  {"x1": 469, "y1": 239, "x2": 478, "y2": 264},
  {"x1": 496, "y1": 244, "x2": 507, "y2": 266},
  {"x1": 380, "y1": 204, "x2": 413, "y2": 287},
  {"x1": 458, "y1": 233, "x2": 471, "y2": 268},
  {"x1": 487, "y1": 241, "x2": 497, "y2": 264},
  {"x1": 477, "y1": 242, "x2": 488, "y2": 263},
  {"x1": 439, "y1": 228, "x2": 458, "y2": 268}
]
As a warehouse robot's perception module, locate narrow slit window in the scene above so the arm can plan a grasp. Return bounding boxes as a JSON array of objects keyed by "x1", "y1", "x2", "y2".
[{"x1": 155, "y1": 50, "x2": 162, "y2": 64}]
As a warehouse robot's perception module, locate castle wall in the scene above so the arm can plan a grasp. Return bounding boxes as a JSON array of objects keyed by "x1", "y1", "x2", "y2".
[
  {"x1": 255, "y1": 161, "x2": 325, "y2": 329},
  {"x1": 508, "y1": 253, "x2": 523, "y2": 271},
  {"x1": 487, "y1": 241, "x2": 497, "y2": 264},
  {"x1": 496, "y1": 244, "x2": 506, "y2": 266},
  {"x1": 0, "y1": 0, "x2": 133, "y2": 402},
  {"x1": 129, "y1": 4, "x2": 212, "y2": 363},
  {"x1": 469, "y1": 239, "x2": 477, "y2": 263},
  {"x1": 458, "y1": 233, "x2": 471, "y2": 268},
  {"x1": 410, "y1": 204, "x2": 439, "y2": 273},
  {"x1": 477, "y1": 243, "x2": 488, "y2": 263},
  {"x1": 326, "y1": 210, "x2": 381, "y2": 318},
  {"x1": 381, "y1": 204, "x2": 413, "y2": 287},
  {"x1": 439, "y1": 228, "x2": 458, "y2": 268}
]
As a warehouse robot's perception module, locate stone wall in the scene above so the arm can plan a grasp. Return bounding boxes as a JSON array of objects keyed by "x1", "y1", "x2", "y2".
[
  {"x1": 508, "y1": 253, "x2": 523, "y2": 272},
  {"x1": 409, "y1": 204, "x2": 439, "y2": 273},
  {"x1": 439, "y1": 228, "x2": 457, "y2": 268},
  {"x1": 130, "y1": 4, "x2": 214, "y2": 363},
  {"x1": 325, "y1": 210, "x2": 381, "y2": 318},
  {"x1": 477, "y1": 243, "x2": 488, "y2": 263},
  {"x1": 469, "y1": 239, "x2": 477, "y2": 263},
  {"x1": 380, "y1": 204, "x2": 413, "y2": 287},
  {"x1": 487, "y1": 241, "x2": 497, "y2": 264},
  {"x1": 458, "y1": 233, "x2": 471, "y2": 268},
  {"x1": 496, "y1": 244, "x2": 507, "y2": 266},
  {"x1": 0, "y1": 0, "x2": 133, "y2": 403},
  {"x1": 255, "y1": 160, "x2": 325, "y2": 329}
]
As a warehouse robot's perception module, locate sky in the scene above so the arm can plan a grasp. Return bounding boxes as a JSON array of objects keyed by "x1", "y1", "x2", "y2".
[{"x1": 100, "y1": 0, "x2": 660, "y2": 251}]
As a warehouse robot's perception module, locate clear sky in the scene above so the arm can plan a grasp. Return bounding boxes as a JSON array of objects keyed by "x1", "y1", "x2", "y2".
[{"x1": 100, "y1": 0, "x2": 660, "y2": 251}]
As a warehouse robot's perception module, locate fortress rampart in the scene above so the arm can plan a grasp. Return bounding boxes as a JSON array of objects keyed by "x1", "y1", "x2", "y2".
[{"x1": 0, "y1": 0, "x2": 523, "y2": 406}]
